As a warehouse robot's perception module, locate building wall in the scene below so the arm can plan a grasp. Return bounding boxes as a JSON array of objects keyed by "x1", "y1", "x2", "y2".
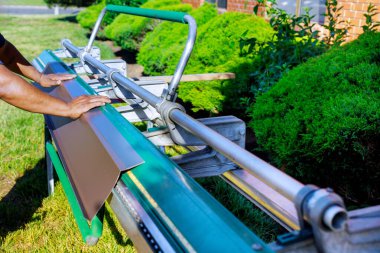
[
  {"x1": 226, "y1": 0, "x2": 257, "y2": 13},
  {"x1": 182, "y1": 0, "x2": 380, "y2": 40},
  {"x1": 339, "y1": 0, "x2": 380, "y2": 38}
]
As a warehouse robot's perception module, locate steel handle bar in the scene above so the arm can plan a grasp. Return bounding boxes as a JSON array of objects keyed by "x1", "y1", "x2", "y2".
[
  {"x1": 85, "y1": 5, "x2": 196, "y2": 101},
  {"x1": 106, "y1": 4, "x2": 188, "y2": 23}
]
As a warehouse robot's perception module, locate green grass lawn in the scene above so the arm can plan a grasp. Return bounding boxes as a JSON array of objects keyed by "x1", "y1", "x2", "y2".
[
  {"x1": 0, "y1": 15, "x2": 134, "y2": 252},
  {"x1": 0, "y1": 0, "x2": 46, "y2": 5}
]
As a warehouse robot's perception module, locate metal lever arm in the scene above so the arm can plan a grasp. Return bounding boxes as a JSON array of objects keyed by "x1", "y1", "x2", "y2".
[
  {"x1": 106, "y1": 4, "x2": 188, "y2": 23},
  {"x1": 85, "y1": 5, "x2": 196, "y2": 101}
]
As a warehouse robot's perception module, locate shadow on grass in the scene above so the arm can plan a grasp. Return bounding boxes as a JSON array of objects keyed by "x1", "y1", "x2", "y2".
[
  {"x1": 56, "y1": 15, "x2": 78, "y2": 23},
  {"x1": 0, "y1": 159, "x2": 47, "y2": 238},
  {"x1": 114, "y1": 49, "x2": 137, "y2": 64},
  {"x1": 104, "y1": 208, "x2": 133, "y2": 247}
]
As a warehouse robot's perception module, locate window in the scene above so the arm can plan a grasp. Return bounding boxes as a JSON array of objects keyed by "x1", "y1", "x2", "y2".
[
  {"x1": 276, "y1": 0, "x2": 326, "y2": 24},
  {"x1": 206, "y1": 0, "x2": 227, "y2": 9}
]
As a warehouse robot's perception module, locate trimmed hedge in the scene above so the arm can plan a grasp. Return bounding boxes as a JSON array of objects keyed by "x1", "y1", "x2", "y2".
[
  {"x1": 251, "y1": 32, "x2": 380, "y2": 204},
  {"x1": 138, "y1": 10, "x2": 273, "y2": 113},
  {"x1": 138, "y1": 3, "x2": 218, "y2": 76},
  {"x1": 76, "y1": 1, "x2": 105, "y2": 29},
  {"x1": 104, "y1": 0, "x2": 192, "y2": 51},
  {"x1": 76, "y1": 0, "x2": 148, "y2": 30}
]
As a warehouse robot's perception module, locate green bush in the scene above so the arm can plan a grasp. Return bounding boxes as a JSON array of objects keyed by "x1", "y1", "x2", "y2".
[
  {"x1": 250, "y1": 32, "x2": 380, "y2": 204},
  {"x1": 76, "y1": 1, "x2": 105, "y2": 29},
  {"x1": 76, "y1": 0, "x2": 148, "y2": 30},
  {"x1": 138, "y1": 10, "x2": 273, "y2": 113},
  {"x1": 104, "y1": 0, "x2": 192, "y2": 51},
  {"x1": 138, "y1": 3, "x2": 218, "y2": 76}
]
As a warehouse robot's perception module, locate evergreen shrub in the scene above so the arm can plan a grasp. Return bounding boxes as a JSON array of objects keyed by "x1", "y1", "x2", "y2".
[
  {"x1": 104, "y1": 0, "x2": 192, "y2": 51},
  {"x1": 76, "y1": 0, "x2": 148, "y2": 30},
  {"x1": 251, "y1": 32, "x2": 380, "y2": 204},
  {"x1": 138, "y1": 10, "x2": 273, "y2": 113},
  {"x1": 76, "y1": 1, "x2": 105, "y2": 29}
]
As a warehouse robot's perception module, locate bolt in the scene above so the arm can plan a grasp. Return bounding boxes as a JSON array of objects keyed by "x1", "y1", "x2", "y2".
[{"x1": 252, "y1": 243, "x2": 263, "y2": 251}]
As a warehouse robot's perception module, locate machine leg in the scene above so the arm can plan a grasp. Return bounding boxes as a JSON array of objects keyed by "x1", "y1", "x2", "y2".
[{"x1": 45, "y1": 124, "x2": 54, "y2": 195}]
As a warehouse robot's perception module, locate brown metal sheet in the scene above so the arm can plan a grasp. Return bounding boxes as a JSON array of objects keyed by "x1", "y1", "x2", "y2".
[{"x1": 43, "y1": 63, "x2": 144, "y2": 220}]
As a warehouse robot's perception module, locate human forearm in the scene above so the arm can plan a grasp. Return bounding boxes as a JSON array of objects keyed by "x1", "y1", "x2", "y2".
[
  {"x1": 0, "y1": 66, "x2": 111, "y2": 118},
  {"x1": 0, "y1": 40, "x2": 41, "y2": 82},
  {"x1": 0, "y1": 66, "x2": 71, "y2": 116}
]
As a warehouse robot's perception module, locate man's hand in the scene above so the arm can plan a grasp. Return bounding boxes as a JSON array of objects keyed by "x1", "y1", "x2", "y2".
[
  {"x1": 66, "y1": 95, "x2": 111, "y2": 119},
  {"x1": 39, "y1": 73, "x2": 77, "y2": 87}
]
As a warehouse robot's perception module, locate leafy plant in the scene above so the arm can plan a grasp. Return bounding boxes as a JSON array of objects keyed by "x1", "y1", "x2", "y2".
[
  {"x1": 138, "y1": 10, "x2": 273, "y2": 113},
  {"x1": 323, "y1": 0, "x2": 350, "y2": 45},
  {"x1": 250, "y1": 32, "x2": 380, "y2": 204},
  {"x1": 362, "y1": 3, "x2": 380, "y2": 33},
  {"x1": 76, "y1": 1, "x2": 105, "y2": 29},
  {"x1": 137, "y1": 2, "x2": 218, "y2": 76},
  {"x1": 44, "y1": 0, "x2": 96, "y2": 7},
  {"x1": 239, "y1": 1, "x2": 325, "y2": 102},
  {"x1": 104, "y1": 0, "x2": 191, "y2": 51},
  {"x1": 76, "y1": 0, "x2": 149, "y2": 30}
]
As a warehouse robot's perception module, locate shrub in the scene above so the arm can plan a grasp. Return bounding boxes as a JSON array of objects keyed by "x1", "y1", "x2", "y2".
[
  {"x1": 76, "y1": 0, "x2": 148, "y2": 30},
  {"x1": 76, "y1": 1, "x2": 105, "y2": 29},
  {"x1": 250, "y1": 32, "x2": 380, "y2": 204},
  {"x1": 44, "y1": 0, "x2": 96, "y2": 7},
  {"x1": 138, "y1": 2, "x2": 218, "y2": 76},
  {"x1": 104, "y1": 0, "x2": 192, "y2": 51},
  {"x1": 138, "y1": 10, "x2": 273, "y2": 113}
]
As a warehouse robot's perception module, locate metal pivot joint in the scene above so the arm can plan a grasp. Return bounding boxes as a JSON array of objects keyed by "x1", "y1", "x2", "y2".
[
  {"x1": 156, "y1": 100, "x2": 185, "y2": 132},
  {"x1": 294, "y1": 185, "x2": 348, "y2": 252},
  {"x1": 295, "y1": 185, "x2": 347, "y2": 232}
]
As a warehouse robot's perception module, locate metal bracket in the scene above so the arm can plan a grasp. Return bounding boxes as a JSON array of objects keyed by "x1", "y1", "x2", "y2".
[
  {"x1": 145, "y1": 116, "x2": 246, "y2": 177},
  {"x1": 70, "y1": 58, "x2": 127, "y2": 76},
  {"x1": 293, "y1": 185, "x2": 348, "y2": 252},
  {"x1": 53, "y1": 45, "x2": 101, "y2": 60}
]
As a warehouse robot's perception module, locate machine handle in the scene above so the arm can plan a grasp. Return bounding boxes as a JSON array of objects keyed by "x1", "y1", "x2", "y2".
[{"x1": 106, "y1": 4, "x2": 188, "y2": 23}]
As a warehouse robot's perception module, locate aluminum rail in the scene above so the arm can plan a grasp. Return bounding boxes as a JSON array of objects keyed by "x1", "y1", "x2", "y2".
[
  {"x1": 61, "y1": 40, "x2": 346, "y2": 231},
  {"x1": 84, "y1": 5, "x2": 196, "y2": 101}
]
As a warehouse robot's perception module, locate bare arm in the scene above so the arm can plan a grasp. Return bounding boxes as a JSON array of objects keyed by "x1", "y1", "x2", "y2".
[
  {"x1": 0, "y1": 65, "x2": 110, "y2": 118},
  {"x1": 0, "y1": 34, "x2": 110, "y2": 118},
  {"x1": 0, "y1": 38, "x2": 75, "y2": 87}
]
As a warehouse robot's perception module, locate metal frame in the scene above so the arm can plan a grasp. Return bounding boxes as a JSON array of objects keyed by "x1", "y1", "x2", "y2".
[
  {"x1": 85, "y1": 6, "x2": 197, "y2": 101},
  {"x1": 61, "y1": 13, "x2": 346, "y2": 234},
  {"x1": 32, "y1": 4, "x2": 380, "y2": 252}
]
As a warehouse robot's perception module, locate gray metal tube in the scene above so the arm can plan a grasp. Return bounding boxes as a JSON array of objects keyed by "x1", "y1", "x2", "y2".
[
  {"x1": 169, "y1": 109, "x2": 304, "y2": 200},
  {"x1": 86, "y1": 8, "x2": 107, "y2": 53},
  {"x1": 62, "y1": 40, "x2": 162, "y2": 106},
  {"x1": 166, "y1": 15, "x2": 197, "y2": 101}
]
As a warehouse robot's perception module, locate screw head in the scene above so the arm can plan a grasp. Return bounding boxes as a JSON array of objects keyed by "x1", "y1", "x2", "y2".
[{"x1": 252, "y1": 243, "x2": 263, "y2": 251}]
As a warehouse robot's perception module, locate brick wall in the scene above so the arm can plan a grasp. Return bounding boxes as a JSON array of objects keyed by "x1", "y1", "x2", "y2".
[
  {"x1": 182, "y1": 0, "x2": 380, "y2": 40},
  {"x1": 339, "y1": 0, "x2": 380, "y2": 39},
  {"x1": 226, "y1": 0, "x2": 258, "y2": 13},
  {"x1": 184, "y1": 0, "x2": 204, "y2": 8}
]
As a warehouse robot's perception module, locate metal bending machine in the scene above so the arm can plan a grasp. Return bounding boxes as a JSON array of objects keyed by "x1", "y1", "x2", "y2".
[{"x1": 33, "y1": 5, "x2": 380, "y2": 253}]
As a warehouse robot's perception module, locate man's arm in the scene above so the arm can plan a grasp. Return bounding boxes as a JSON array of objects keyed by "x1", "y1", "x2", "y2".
[
  {"x1": 0, "y1": 65, "x2": 110, "y2": 119},
  {"x1": 0, "y1": 33, "x2": 110, "y2": 118},
  {"x1": 0, "y1": 34, "x2": 75, "y2": 87}
]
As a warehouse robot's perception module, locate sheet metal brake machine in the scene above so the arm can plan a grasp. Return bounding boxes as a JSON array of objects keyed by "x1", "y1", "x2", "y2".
[{"x1": 32, "y1": 5, "x2": 380, "y2": 253}]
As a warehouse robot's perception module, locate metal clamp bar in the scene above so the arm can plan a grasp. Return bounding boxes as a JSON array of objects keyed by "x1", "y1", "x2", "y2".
[
  {"x1": 45, "y1": 141, "x2": 105, "y2": 246},
  {"x1": 61, "y1": 40, "x2": 347, "y2": 232},
  {"x1": 106, "y1": 4, "x2": 188, "y2": 23},
  {"x1": 84, "y1": 5, "x2": 196, "y2": 101}
]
